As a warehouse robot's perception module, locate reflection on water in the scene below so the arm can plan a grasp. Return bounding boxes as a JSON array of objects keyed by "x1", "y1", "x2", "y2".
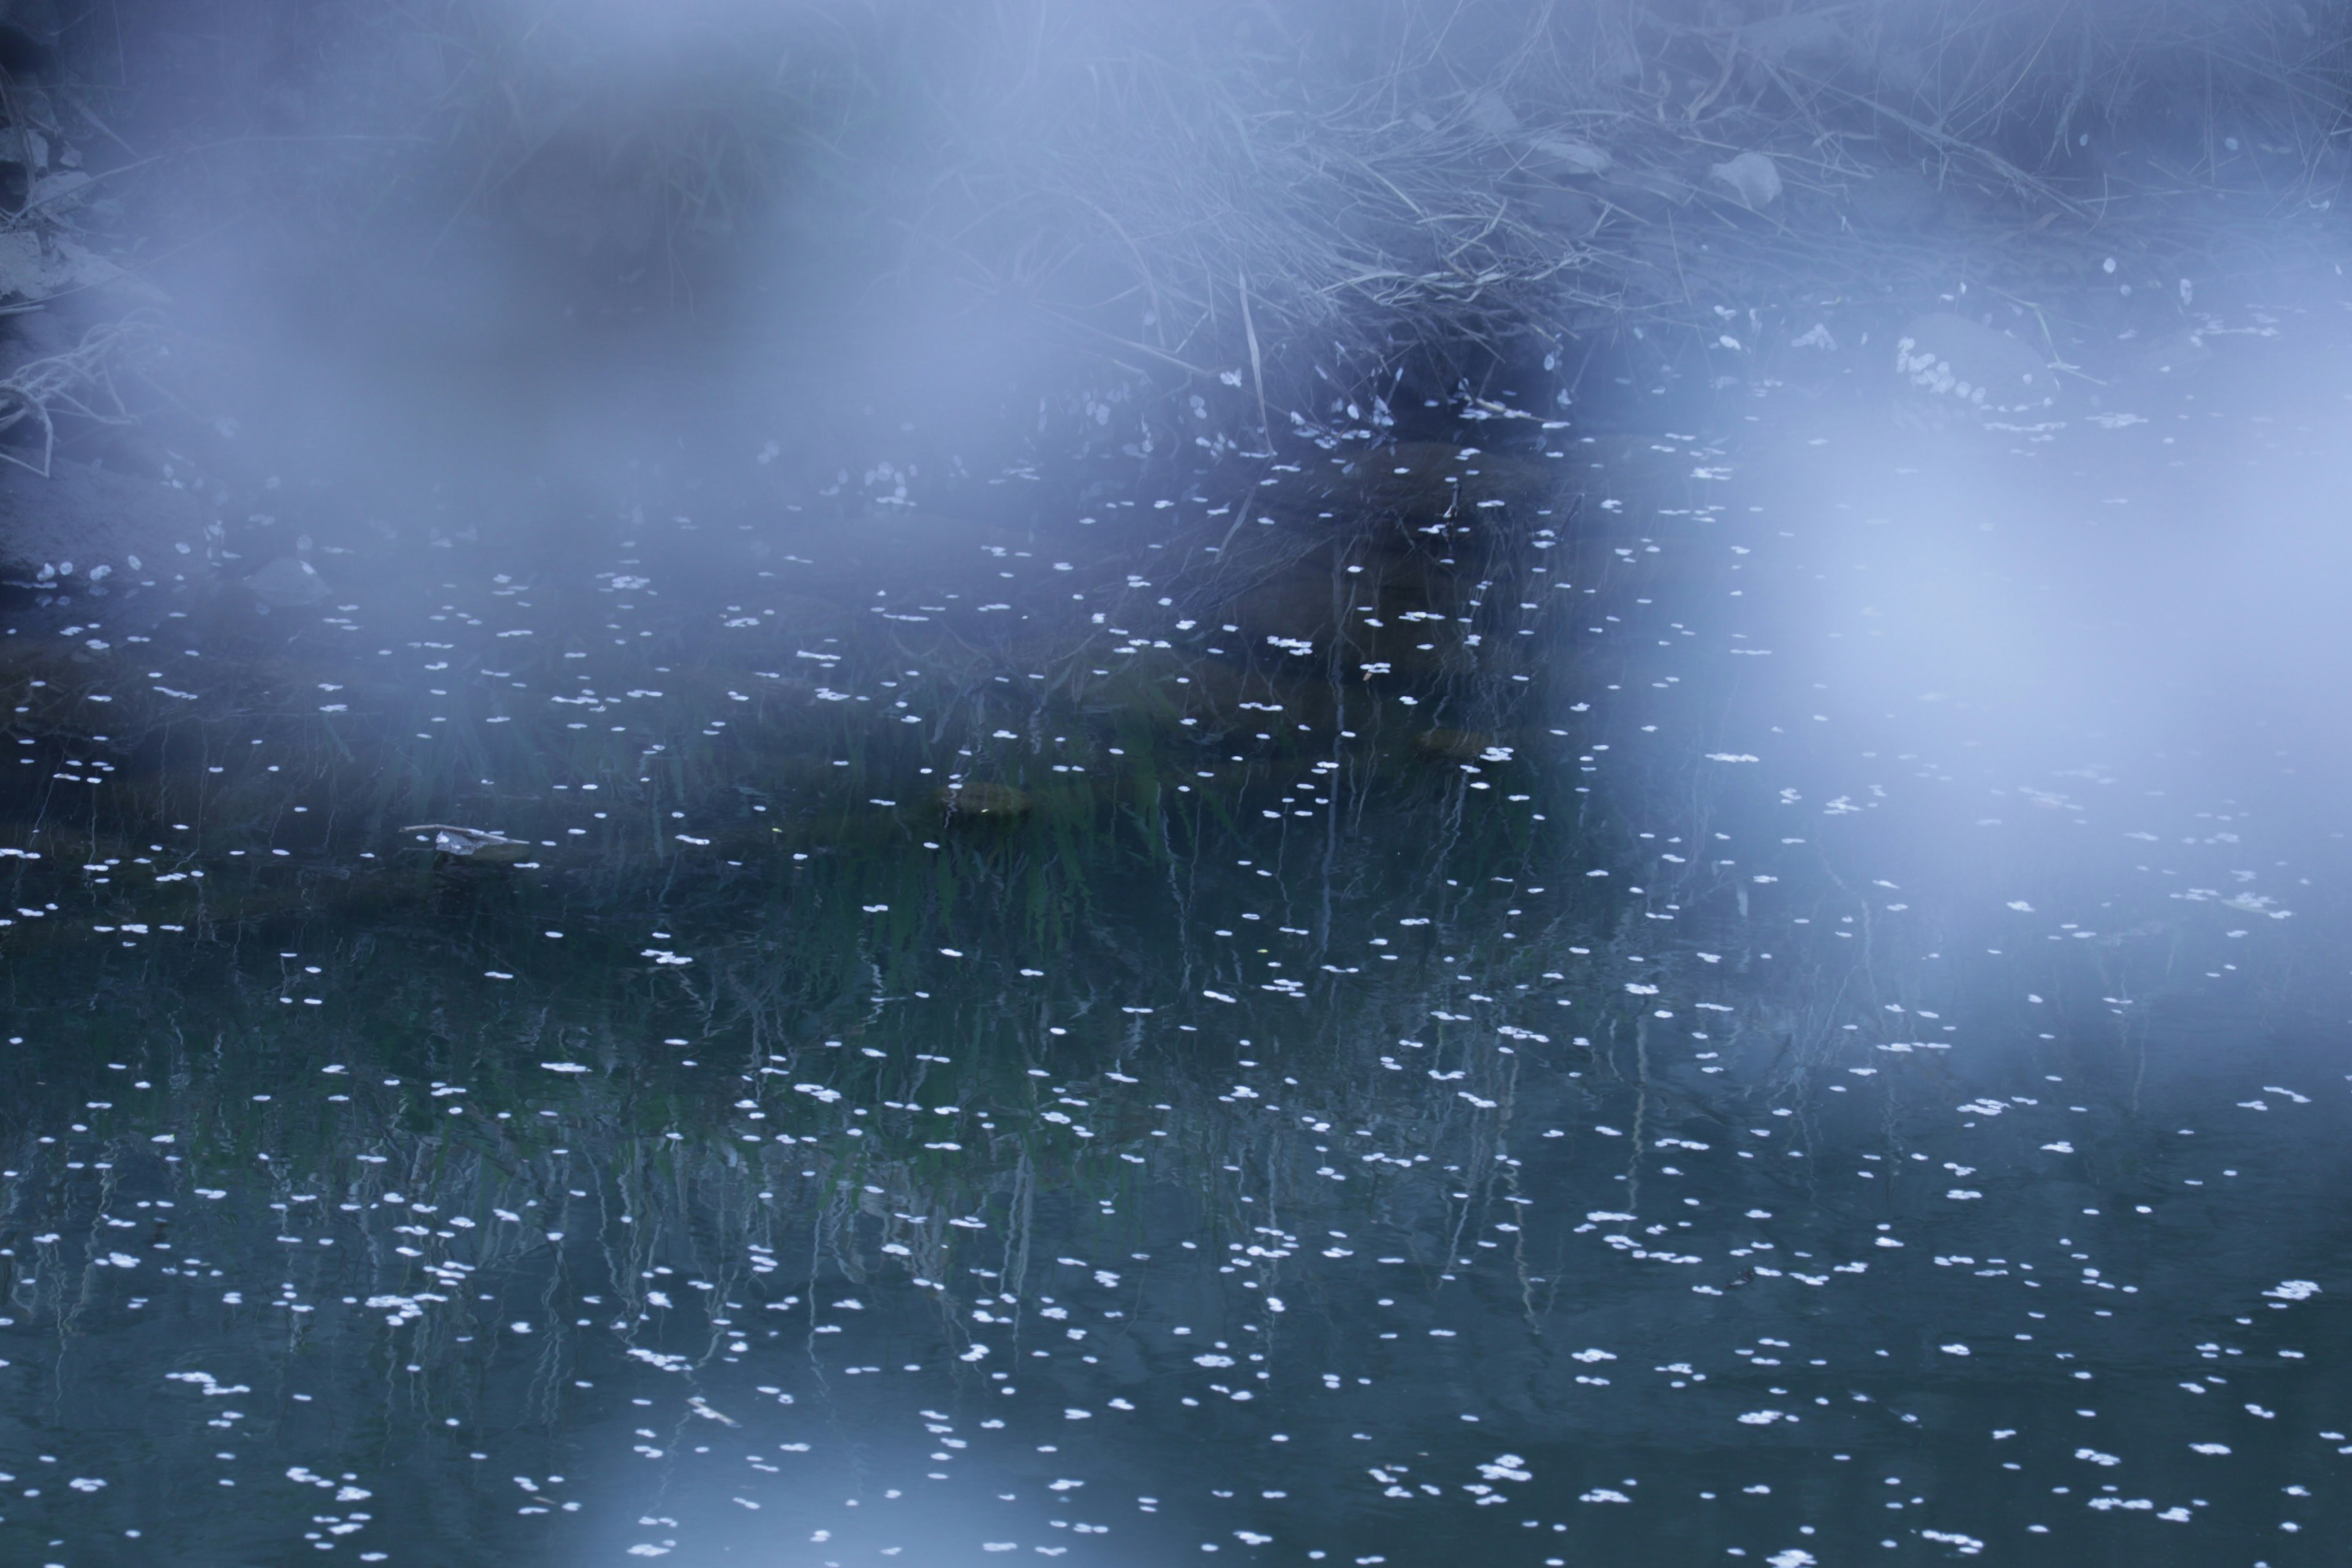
[{"x1": 2, "y1": 349, "x2": 2349, "y2": 1566}]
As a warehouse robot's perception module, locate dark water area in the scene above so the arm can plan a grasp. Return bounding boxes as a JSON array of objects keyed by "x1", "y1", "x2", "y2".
[{"x1": 2, "y1": 294, "x2": 2350, "y2": 1568}]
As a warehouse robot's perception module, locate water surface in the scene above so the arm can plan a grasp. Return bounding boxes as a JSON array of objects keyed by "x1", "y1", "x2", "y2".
[{"x1": 1, "y1": 325, "x2": 2348, "y2": 1566}]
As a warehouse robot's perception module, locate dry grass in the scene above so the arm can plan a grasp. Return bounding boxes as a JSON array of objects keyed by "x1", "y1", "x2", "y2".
[
  {"x1": 915, "y1": 0, "x2": 2352, "y2": 377},
  {"x1": 45, "y1": 0, "x2": 2352, "y2": 398}
]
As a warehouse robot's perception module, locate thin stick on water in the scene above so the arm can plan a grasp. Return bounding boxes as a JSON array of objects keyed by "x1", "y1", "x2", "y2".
[{"x1": 1238, "y1": 266, "x2": 1270, "y2": 451}]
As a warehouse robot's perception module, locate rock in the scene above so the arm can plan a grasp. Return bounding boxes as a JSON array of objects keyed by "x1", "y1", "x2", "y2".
[
  {"x1": 1709, "y1": 151, "x2": 1782, "y2": 210},
  {"x1": 1465, "y1": 91, "x2": 1520, "y2": 138},
  {"x1": 1414, "y1": 728, "x2": 1499, "y2": 761},
  {"x1": 934, "y1": 781, "x2": 1031, "y2": 819},
  {"x1": 0, "y1": 458, "x2": 208, "y2": 582},
  {"x1": 1738, "y1": 9, "x2": 1852, "y2": 66},
  {"x1": 1893, "y1": 312, "x2": 2056, "y2": 415},
  {"x1": 1845, "y1": 167, "x2": 1948, "y2": 232},
  {"x1": 1524, "y1": 135, "x2": 1611, "y2": 175},
  {"x1": 1514, "y1": 183, "x2": 1604, "y2": 236},
  {"x1": 0, "y1": 228, "x2": 134, "y2": 304},
  {"x1": 246, "y1": 554, "x2": 331, "y2": 606},
  {"x1": 1224, "y1": 553, "x2": 1344, "y2": 657}
]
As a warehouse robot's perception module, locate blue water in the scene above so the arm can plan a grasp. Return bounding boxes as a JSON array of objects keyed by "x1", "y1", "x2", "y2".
[{"x1": 1, "y1": 332, "x2": 2347, "y2": 1567}]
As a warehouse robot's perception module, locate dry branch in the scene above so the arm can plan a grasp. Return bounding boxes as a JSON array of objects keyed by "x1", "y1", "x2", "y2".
[{"x1": 0, "y1": 317, "x2": 150, "y2": 477}]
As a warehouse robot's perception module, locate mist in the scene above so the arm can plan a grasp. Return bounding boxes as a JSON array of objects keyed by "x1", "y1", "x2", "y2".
[{"x1": 1, "y1": 1, "x2": 2351, "y2": 1564}]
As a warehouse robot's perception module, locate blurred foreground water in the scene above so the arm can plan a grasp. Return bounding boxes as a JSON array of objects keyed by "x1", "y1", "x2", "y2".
[{"x1": 0, "y1": 311, "x2": 2348, "y2": 1567}]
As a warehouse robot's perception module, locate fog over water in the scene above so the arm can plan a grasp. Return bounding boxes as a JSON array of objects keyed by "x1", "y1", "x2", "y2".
[{"x1": 0, "y1": 2, "x2": 2348, "y2": 1565}]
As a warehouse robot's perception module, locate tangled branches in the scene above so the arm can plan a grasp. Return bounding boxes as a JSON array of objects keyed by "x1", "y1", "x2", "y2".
[{"x1": 0, "y1": 317, "x2": 153, "y2": 477}]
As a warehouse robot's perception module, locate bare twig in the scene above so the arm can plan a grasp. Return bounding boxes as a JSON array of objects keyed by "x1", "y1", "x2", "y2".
[{"x1": 0, "y1": 318, "x2": 152, "y2": 478}]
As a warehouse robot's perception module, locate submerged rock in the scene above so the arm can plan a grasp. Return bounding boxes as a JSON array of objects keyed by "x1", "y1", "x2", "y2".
[
  {"x1": 1414, "y1": 728, "x2": 1501, "y2": 761},
  {"x1": 1844, "y1": 166, "x2": 1948, "y2": 232},
  {"x1": 1708, "y1": 150, "x2": 1782, "y2": 209},
  {"x1": 246, "y1": 552, "x2": 331, "y2": 606},
  {"x1": 0, "y1": 458, "x2": 206, "y2": 583},
  {"x1": 933, "y1": 781, "x2": 1032, "y2": 819}
]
